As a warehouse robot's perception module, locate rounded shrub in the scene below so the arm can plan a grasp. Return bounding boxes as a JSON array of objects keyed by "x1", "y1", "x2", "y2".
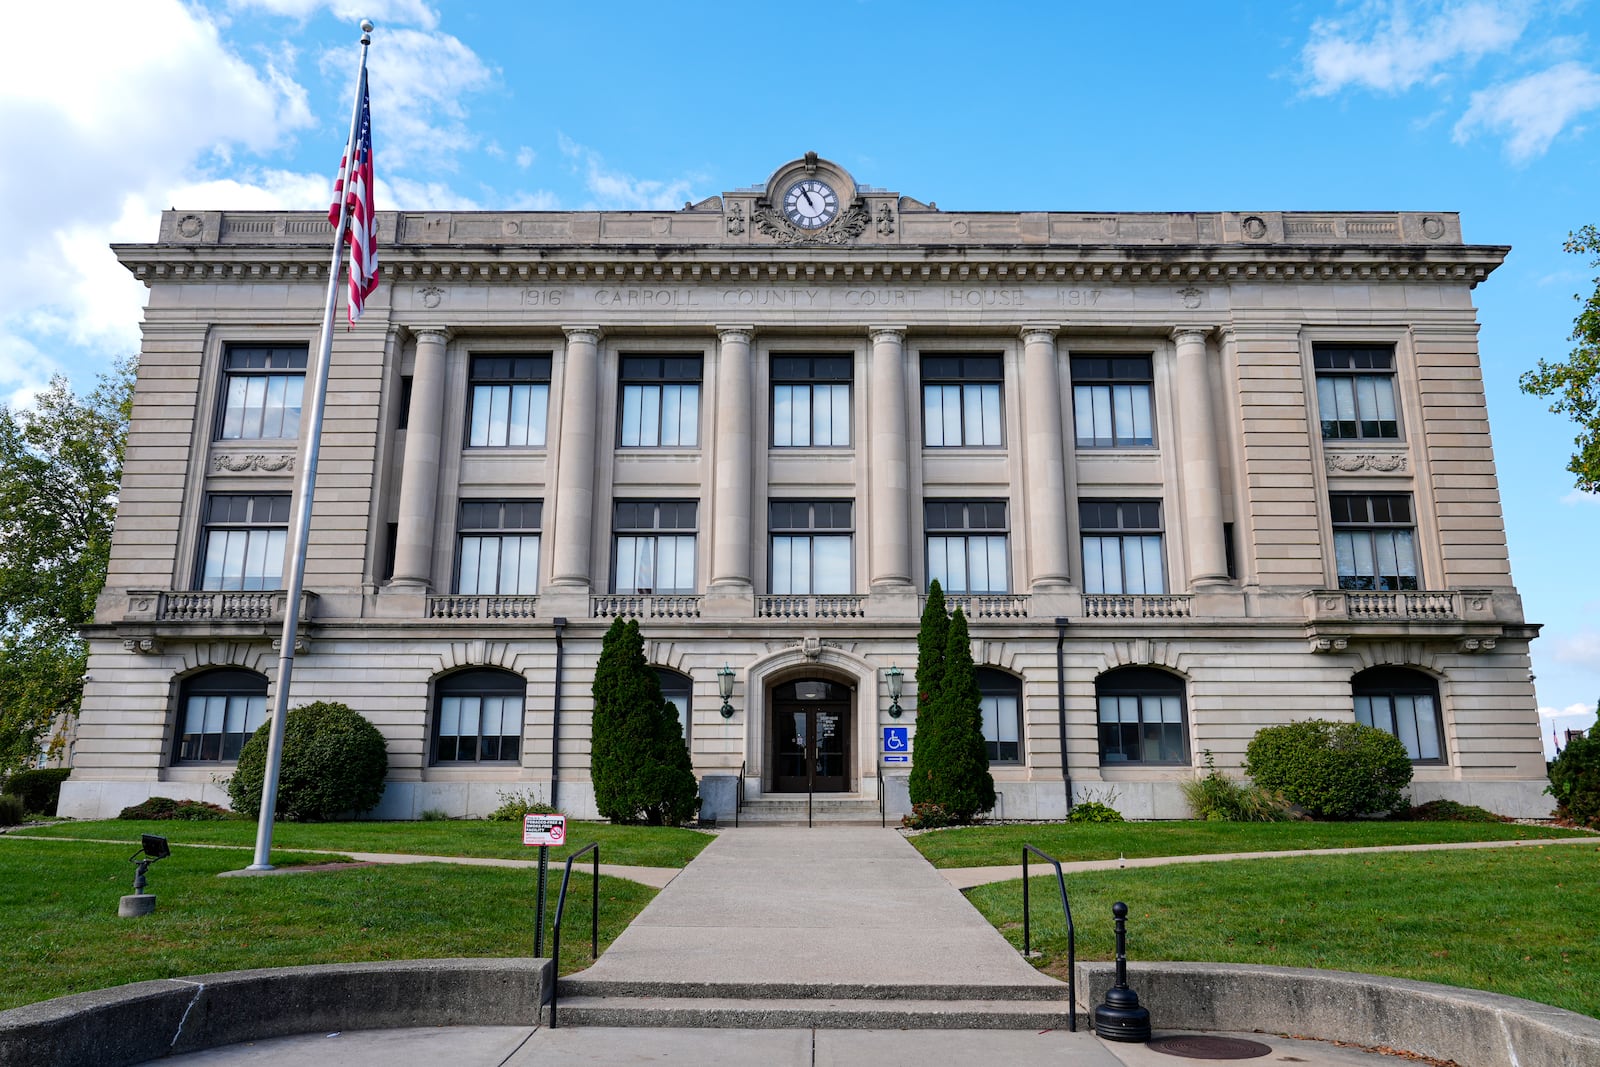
[
  {"x1": 118, "y1": 796, "x2": 235, "y2": 821},
  {"x1": 0, "y1": 794, "x2": 24, "y2": 826},
  {"x1": 1244, "y1": 719, "x2": 1412, "y2": 819},
  {"x1": 1065, "y1": 800, "x2": 1125, "y2": 824},
  {"x1": 1547, "y1": 730, "x2": 1600, "y2": 828},
  {"x1": 3, "y1": 767, "x2": 72, "y2": 816},
  {"x1": 228, "y1": 701, "x2": 388, "y2": 821}
]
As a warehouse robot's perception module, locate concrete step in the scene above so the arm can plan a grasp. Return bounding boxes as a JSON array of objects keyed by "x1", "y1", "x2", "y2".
[
  {"x1": 556, "y1": 978, "x2": 1072, "y2": 1002},
  {"x1": 544, "y1": 994, "x2": 1079, "y2": 1030},
  {"x1": 732, "y1": 795, "x2": 888, "y2": 825}
]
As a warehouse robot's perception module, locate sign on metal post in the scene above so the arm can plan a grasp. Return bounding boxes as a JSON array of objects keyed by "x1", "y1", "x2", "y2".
[
  {"x1": 523, "y1": 814, "x2": 566, "y2": 957},
  {"x1": 883, "y1": 726, "x2": 910, "y2": 764}
]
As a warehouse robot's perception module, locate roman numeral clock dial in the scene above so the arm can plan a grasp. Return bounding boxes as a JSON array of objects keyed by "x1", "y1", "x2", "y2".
[{"x1": 782, "y1": 179, "x2": 840, "y2": 229}]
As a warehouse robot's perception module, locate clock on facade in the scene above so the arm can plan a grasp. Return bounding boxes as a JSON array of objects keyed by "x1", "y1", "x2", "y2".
[{"x1": 782, "y1": 179, "x2": 840, "y2": 229}]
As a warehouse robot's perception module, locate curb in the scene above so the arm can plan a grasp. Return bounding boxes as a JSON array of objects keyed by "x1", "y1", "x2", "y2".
[
  {"x1": 1076, "y1": 961, "x2": 1600, "y2": 1066},
  {"x1": 0, "y1": 958, "x2": 552, "y2": 1067}
]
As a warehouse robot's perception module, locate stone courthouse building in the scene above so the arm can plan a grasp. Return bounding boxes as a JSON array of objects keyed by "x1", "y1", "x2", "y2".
[{"x1": 60, "y1": 154, "x2": 1550, "y2": 820}]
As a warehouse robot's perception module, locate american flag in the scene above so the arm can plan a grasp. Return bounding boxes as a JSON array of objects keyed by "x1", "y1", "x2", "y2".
[{"x1": 329, "y1": 78, "x2": 378, "y2": 325}]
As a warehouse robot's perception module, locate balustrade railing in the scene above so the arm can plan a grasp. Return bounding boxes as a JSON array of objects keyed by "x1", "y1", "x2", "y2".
[
  {"x1": 755, "y1": 594, "x2": 866, "y2": 619},
  {"x1": 590, "y1": 594, "x2": 703, "y2": 619},
  {"x1": 1344, "y1": 590, "x2": 1460, "y2": 620},
  {"x1": 930, "y1": 593, "x2": 1032, "y2": 619},
  {"x1": 1081, "y1": 594, "x2": 1193, "y2": 619},
  {"x1": 147, "y1": 590, "x2": 315, "y2": 623},
  {"x1": 426, "y1": 595, "x2": 540, "y2": 620}
]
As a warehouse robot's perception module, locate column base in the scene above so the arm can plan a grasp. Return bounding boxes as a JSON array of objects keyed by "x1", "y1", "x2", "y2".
[
  {"x1": 702, "y1": 583, "x2": 755, "y2": 618},
  {"x1": 865, "y1": 584, "x2": 920, "y2": 619}
]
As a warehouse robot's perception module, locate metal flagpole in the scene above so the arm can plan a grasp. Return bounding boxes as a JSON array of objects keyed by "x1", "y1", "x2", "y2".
[{"x1": 249, "y1": 19, "x2": 375, "y2": 871}]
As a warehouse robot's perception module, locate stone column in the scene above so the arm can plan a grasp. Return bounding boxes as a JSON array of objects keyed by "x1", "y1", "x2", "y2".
[
  {"x1": 868, "y1": 326, "x2": 912, "y2": 590},
  {"x1": 1173, "y1": 328, "x2": 1229, "y2": 586},
  {"x1": 1020, "y1": 326, "x2": 1071, "y2": 590},
  {"x1": 390, "y1": 327, "x2": 449, "y2": 589},
  {"x1": 710, "y1": 327, "x2": 754, "y2": 590},
  {"x1": 549, "y1": 326, "x2": 602, "y2": 589}
]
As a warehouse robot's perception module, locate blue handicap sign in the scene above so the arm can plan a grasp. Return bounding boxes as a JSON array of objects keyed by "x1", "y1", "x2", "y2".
[{"x1": 882, "y1": 726, "x2": 909, "y2": 753}]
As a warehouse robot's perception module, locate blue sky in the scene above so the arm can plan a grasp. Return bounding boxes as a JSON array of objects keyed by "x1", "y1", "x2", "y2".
[{"x1": 2, "y1": 0, "x2": 1597, "y2": 750}]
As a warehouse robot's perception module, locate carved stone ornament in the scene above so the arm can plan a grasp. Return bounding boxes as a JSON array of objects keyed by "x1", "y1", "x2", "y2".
[
  {"x1": 1241, "y1": 215, "x2": 1267, "y2": 239},
  {"x1": 123, "y1": 637, "x2": 161, "y2": 655},
  {"x1": 177, "y1": 214, "x2": 204, "y2": 239},
  {"x1": 1178, "y1": 286, "x2": 1203, "y2": 309},
  {"x1": 1421, "y1": 215, "x2": 1446, "y2": 240},
  {"x1": 875, "y1": 202, "x2": 896, "y2": 236},
  {"x1": 1312, "y1": 635, "x2": 1350, "y2": 654},
  {"x1": 727, "y1": 203, "x2": 746, "y2": 236},
  {"x1": 213, "y1": 453, "x2": 295, "y2": 473},
  {"x1": 1325, "y1": 453, "x2": 1407, "y2": 473},
  {"x1": 753, "y1": 203, "x2": 870, "y2": 245},
  {"x1": 419, "y1": 285, "x2": 445, "y2": 309},
  {"x1": 1458, "y1": 637, "x2": 1497, "y2": 654},
  {"x1": 802, "y1": 636, "x2": 823, "y2": 660}
]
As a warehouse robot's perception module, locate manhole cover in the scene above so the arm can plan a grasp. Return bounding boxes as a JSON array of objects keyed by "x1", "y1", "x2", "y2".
[{"x1": 1146, "y1": 1034, "x2": 1273, "y2": 1060}]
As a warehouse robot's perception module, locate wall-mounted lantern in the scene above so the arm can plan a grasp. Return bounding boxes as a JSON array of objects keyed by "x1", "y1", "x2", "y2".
[
  {"x1": 886, "y1": 664, "x2": 903, "y2": 719},
  {"x1": 718, "y1": 664, "x2": 736, "y2": 718}
]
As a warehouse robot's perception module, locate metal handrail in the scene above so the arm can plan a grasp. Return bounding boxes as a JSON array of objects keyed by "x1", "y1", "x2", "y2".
[
  {"x1": 1022, "y1": 843, "x2": 1077, "y2": 1031},
  {"x1": 877, "y1": 773, "x2": 885, "y2": 828},
  {"x1": 735, "y1": 759, "x2": 745, "y2": 827},
  {"x1": 544, "y1": 842, "x2": 600, "y2": 1028}
]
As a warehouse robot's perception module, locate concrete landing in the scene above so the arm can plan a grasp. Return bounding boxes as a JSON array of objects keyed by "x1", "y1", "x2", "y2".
[{"x1": 568, "y1": 825, "x2": 1060, "y2": 990}]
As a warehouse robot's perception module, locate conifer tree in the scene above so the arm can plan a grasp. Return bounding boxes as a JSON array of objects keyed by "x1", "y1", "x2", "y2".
[
  {"x1": 590, "y1": 617, "x2": 698, "y2": 824},
  {"x1": 908, "y1": 580, "x2": 950, "y2": 808},
  {"x1": 932, "y1": 608, "x2": 996, "y2": 820}
]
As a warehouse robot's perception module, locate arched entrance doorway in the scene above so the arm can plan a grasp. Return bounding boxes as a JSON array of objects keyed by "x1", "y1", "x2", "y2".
[{"x1": 770, "y1": 677, "x2": 850, "y2": 792}]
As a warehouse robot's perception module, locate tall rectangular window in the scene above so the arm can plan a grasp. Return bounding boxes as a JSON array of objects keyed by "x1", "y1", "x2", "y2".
[
  {"x1": 199, "y1": 494, "x2": 290, "y2": 591},
  {"x1": 925, "y1": 500, "x2": 1009, "y2": 593},
  {"x1": 769, "y1": 500, "x2": 853, "y2": 594},
  {"x1": 620, "y1": 356, "x2": 701, "y2": 447},
  {"x1": 772, "y1": 355, "x2": 852, "y2": 447},
  {"x1": 1331, "y1": 493, "x2": 1418, "y2": 590},
  {"x1": 922, "y1": 354, "x2": 1003, "y2": 447},
  {"x1": 1315, "y1": 344, "x2": 1399, "y2": 440},
  {"x1": 1071, "y1": 355, "x2": 1154, "y2": 448},
  {"x1": 467, "y1": 355, "x2": 550, "y2": 448},
  {"x1": 979, "y1": 669, "x2": 1022, "y2": 764},
  {"x1": 456, "y1": 499, "x2": 542, "y2": 595},
  {"x1": 1080, "y1": 500, "x2": 1165, "y2": 594},
  {"x1": 218, "y1": 345, "x2": 307, "y2": 440},
  {"x1": 613, "y1": 500, "x2": 698, "y2": 594}
]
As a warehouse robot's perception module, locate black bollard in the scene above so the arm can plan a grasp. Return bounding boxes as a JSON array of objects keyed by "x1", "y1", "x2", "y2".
[{"x1": 1092, "y1": 901, "x2": 1151, "y2": 1042}]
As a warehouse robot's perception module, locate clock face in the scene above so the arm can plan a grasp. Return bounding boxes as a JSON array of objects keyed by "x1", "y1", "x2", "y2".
[{"x1": 783, "y1": 179, "x2": 840, "y2": 229}]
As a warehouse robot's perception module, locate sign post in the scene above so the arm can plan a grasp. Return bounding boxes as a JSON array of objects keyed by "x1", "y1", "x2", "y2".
[{"x1": 523, "y1": 813, "x2": 567, "y2": 957}]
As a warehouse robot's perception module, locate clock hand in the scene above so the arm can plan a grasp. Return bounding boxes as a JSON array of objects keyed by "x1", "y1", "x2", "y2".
[{"x1": 801, "y1": 188, "x2": 816, "y2": 209}]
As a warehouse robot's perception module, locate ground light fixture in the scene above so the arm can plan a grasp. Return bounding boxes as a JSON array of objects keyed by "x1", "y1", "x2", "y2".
[
  {"x1": 886, "y1": 664, "x2": 903, "y2": 718},
  {"x1": 718, "y1": 664, "x2": 736, "y2": 718},
  {"x1": 119, "y1": 834, "x2": 170, "y2": 918}
]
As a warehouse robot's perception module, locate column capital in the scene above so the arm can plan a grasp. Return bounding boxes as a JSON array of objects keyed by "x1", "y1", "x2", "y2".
[
  {"x1": 1171, "y1": 326, "x2": 1215, "y2": 347},
  {"x1": 411, "y1": 326, "x2": 452, "y2": 344},
  {"x1": 562, "y1": 325, "x2": 603, "y2": 344},
  {"x1": 1019, "y1": 324, "x2": 1060, "y2": 344},
  {"x1": 715, "y1": 325, "x2": 756, "y2": 343},
  {"x1": 868, "y1": 325, "x2": 907, "y2": 344}
]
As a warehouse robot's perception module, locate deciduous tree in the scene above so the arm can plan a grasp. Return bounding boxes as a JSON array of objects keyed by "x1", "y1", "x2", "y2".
[
  {"x1": 0, "y1": 360, "x2": 133, "y2": 775},
  {"x1": 1521, "y1": 225, "x2": 1600, "y2": 493}
]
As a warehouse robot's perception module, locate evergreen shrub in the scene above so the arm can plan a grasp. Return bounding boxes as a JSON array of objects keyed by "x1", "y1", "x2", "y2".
[
  {"x1": 1244, "y1": 719, "x2": 1412, "y2": 819},
  {"x1": 908, "y1": 607, "x2": 994, "y2": 822},
  {"x1": 590, "y1": 618, "x2": 698, "y2": 825},
  {"x1": 228, "y1": 701, "x2": 388, "y2": 821},
  {"x1": 0, "y1": 795, "x2": 23, "y2": 826},
  {"x1": 1547, "y1": 728, "x2": 1600, "y2": 828},
  {"x1": 3, "y1": 767, "x2": 72, "y2": 815},
  {"x1": 1398, "y1": 799, "x2": 1505, "y2": 823}
]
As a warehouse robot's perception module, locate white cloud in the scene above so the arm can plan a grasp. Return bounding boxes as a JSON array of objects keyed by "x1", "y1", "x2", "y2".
[
  {"x1": 516, "y1": 146, "x2": 537, "y2": 169},
  {"x1": 0, "y1": 1, "x2": 318, "y2": 401},
  {"x1": 1453, "y1": 61, "x2": 1600, "y2": 160},
  {"x1": 1540, "y1": 702, "x2": 1597, "y2": 721},
  {"x1": 384, "y1": 176, "x2": 482, "y2": 212},
  {"x1": 1561, "y1": 488, "x2": 1600, "y2": 506},
  {"x1": 228, "y1": 0, "x2": 440, "y2": 30},
  {"x1": 324, "y1": 28, "x2": 497, "y2": 171},
  {"x1": 557, "y1": 136, "x2": 699, "y2": 210},
  {"x1": 1300, "y1": 1, "x2": 1530, "y2": 96}
]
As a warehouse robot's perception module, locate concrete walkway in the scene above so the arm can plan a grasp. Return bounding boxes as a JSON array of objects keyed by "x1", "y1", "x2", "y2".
[
  {"x1": 570, "y1": 825, "x2": 1058, "y2": 990},
  {"x1": 153, "y1": 1024, "x2": 1405, "y2": 1065},
  {"x1": 938, "y1": 832, "x2": 1600, "y2": 889}
]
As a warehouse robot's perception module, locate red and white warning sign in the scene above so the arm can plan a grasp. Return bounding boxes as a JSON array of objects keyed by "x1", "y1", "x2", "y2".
[{"x1": 522, "y1": 813, "x2": 566, "y2": 847}]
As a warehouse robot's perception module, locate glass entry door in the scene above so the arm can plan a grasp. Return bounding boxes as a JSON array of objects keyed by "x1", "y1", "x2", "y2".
[{"x1": 772, "y1": 678, "x2": 850, "y2": 792}]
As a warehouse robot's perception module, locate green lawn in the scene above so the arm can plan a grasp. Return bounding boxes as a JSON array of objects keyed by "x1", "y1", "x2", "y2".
[
  {"x1": 12, "y1": 818, "x2": 713, "y2": 868},
  {"x1": 966, "y1": 843, "x2": 1600, "y2": 1018},
  {"x1": 0, "y1": 836, "x2": 656, "y2": 1011},
  {"x1": 909, "y1": 819, "x2": 1592, "y2": 868}
]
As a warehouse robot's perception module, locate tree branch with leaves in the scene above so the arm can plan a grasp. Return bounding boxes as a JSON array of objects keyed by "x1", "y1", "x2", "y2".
[{"x1": 1521, "y1": 225, "x2": 1600, "y2": 493}]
